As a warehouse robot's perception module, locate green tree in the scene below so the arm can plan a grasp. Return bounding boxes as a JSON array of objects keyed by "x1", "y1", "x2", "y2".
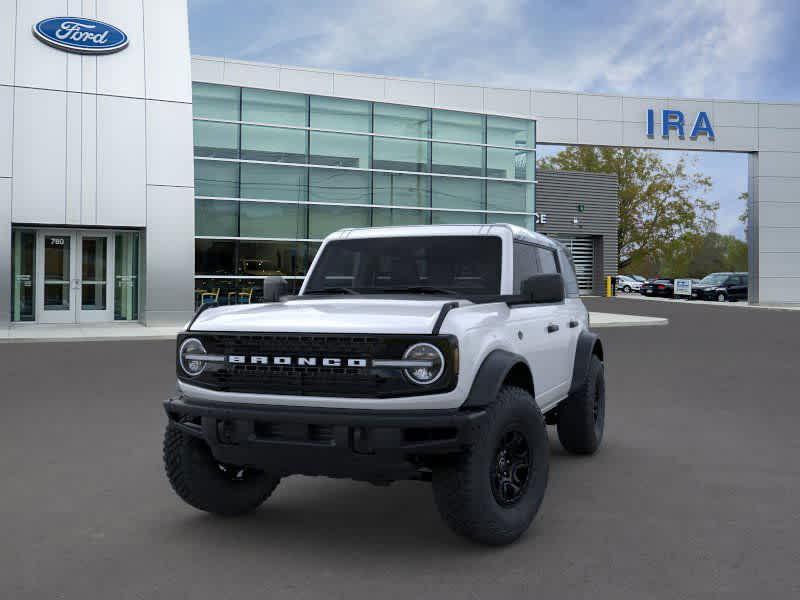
[{"x1": 538, "y1": 146, "x2": 717, "y2": 270}]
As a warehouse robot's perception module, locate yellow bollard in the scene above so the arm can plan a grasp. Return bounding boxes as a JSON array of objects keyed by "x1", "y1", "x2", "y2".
[{"x1": 606, "y1": 276, "x2": 613, "y2": 297}]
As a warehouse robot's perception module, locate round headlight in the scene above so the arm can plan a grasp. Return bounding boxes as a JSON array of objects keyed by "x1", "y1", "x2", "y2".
[
  {"x1": 403, "y1": 343, "x2": 445, "y2": 385},
  {"x1": 179, "y1": 337, "x2": 207, "y2": 377}
]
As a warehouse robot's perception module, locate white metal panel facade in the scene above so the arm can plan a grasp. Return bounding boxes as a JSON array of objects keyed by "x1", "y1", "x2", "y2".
[{"x1": 1, "y1": 0, "x2": 195, "y2": 326}]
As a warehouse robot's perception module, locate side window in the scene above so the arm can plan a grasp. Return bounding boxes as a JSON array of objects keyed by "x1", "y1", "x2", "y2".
[
  {"x1": 556, "y1": 247, "x2": 580, "y2": 298},
  {"x1": 513, "y1": 242, "x2": 541, "y2": 293},
  {"x1": 536, "y1": 247, "x2": 558, "y2": 274}
]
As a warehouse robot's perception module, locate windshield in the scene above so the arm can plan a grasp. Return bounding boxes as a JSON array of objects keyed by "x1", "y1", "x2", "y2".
[
  {"x1": 699, "y1": 273, "x2": 728, "y2": 285},
  {"x1": 303, "y1": 236, "x2": 503, "y2": 296}
]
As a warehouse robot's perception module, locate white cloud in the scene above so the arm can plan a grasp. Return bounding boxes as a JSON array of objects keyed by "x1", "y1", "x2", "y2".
[{"x1": 229, "y1": 0, "x2": 781, "y2": 99}]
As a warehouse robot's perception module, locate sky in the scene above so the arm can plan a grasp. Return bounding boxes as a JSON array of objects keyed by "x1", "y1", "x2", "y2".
[{"x1": 188, "y1": 0, "x2": 800, "y2": 240}]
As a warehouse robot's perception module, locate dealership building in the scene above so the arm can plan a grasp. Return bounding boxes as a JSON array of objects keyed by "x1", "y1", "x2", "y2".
[{"x1": 2, "y1": 1, "x2": 800, "y2": 327}]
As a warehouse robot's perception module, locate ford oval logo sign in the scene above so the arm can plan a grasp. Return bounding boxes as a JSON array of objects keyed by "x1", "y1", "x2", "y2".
[{"x1": 32, "y1": 17, "x2": 128, "y2": 55}]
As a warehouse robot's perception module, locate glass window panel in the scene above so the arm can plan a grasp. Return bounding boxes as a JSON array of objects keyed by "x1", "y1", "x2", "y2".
[
  {"x1": 431, "y1": 210, "x2": 484, "y2": 225},
  {"x1": 308, "y1": 205, "x2": 370, "y2": 239},
  {"x1": 114, "y1": 232, "x2": 139, "y2": 321},
  {"x1": 11, "y1": 230, "x2": 35, "y2": 322},
  {"x1": 487, "y1": 181, "x2": 534, "y2": 212},
  {"x1": 556, "y1": 246, "x2": 580, "y2": 298},
  {"x1": 488, "y1": 213, "x2": 533, "y2": 229},
  {"x1": 372, "y1": 207, "x2": 429, "y2": 227},
  {"x1": 431, "y1": 177, "x2": 484, "y2": 210},
  {"x1": 373, "y1": 173, "x2": 430, "y2": 207},
  {"x1": 432, "y1": 110, "x2": 484, "y2": 143},
  {"x1": 239, "y1": 201, "x2": 306, "y2": 239},
  {"x1": 513, "y1": 242, "x2": 541, "y2": 293},
  {"x1": 242, "y1": 88, "x2": 307, "y2": 126},
  {"x1": 241, "y1": 164, "x2": 307, "y2": 201},
  {"x1": 241, "y1": 125, "x2": 306, "y2": 163},
  {"x1": 195, "y1": 240, "x2": 236, "y2": 275},
  {"x1": 238, "y1": 241, "x2": 302, "y2": 277},
  {"x1": 310, "y1": 96, "x2": 370, "y2": 132},
  {"x1": 310, "y1": 131, "x2": 369, "y2": 168},
  {"x1": 81, "y1": 237, "x2": 107, "y2": 311},
  {"x1": 196, "y1": 199, "x2": 239, "y2": 237},
  {"x1": 309, "y1": 168, "x2": 371, "y2": 204},
  {"x1": 374, "y1": 103, "x2": 429, "y2": 137},
  {"x1": 431, "y1": 142, "x2": 483, "y2": 176},
  {"x1": 487, "y1": 116, "x2": 534, "y2": 148},
  {"x1": 194, "y1": 160, "x2": 239, "y2": 198},
  {"x1": 192, "y1": 83, "x2": 240, "y2": 121},
  {"x1": 486, "y1": 148, "x2": 533, "y2": 180},
  {"x1": 537, "y1": 247, "x2": 559, "y2": 274},
  {"x1": 193, "y1": 121, "x2": 239, "y2": 158},
  {"x1": 373, "y1": 137, "x2": 428, "y2": 172},
  {"x1": 43, "y1": 235, "x2": 71, "y2": 311}
]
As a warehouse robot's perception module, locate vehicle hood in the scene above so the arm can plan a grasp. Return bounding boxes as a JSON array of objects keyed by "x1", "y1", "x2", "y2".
[{"x1": 189, "y1": 297, "x2": 464, "y2": 335}]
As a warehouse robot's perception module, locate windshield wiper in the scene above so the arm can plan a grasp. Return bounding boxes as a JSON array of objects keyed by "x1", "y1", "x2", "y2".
[
  {"x1": 373, "y1": 286, "x2": 458, "y2": 296},
  {"x1": 304, "y1": 287, "x2": 360, "y2": 295}
]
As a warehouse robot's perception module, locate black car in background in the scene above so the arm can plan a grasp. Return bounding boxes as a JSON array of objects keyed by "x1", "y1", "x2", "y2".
[
  {"x1": 691, "y1": 272, "x2": 749, "y2": 302},
  {"x1": 640, "y1": 278, "x2": 674, "y2": 298}
]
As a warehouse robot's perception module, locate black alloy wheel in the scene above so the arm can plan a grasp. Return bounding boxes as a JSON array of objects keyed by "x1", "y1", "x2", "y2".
[{"x1": 490, "y1": 429, "x2": 532, "y2": 506}]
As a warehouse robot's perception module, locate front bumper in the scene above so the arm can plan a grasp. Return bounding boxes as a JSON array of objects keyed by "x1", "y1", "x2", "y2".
[{"x1": 164, "y1": 396, "x2": 486, "y2": 482}]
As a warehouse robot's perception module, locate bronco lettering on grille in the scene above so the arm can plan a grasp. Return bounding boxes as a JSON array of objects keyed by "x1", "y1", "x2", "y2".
[{"x1": 227, "y1": 355, "x2": 368, "y2": 368}]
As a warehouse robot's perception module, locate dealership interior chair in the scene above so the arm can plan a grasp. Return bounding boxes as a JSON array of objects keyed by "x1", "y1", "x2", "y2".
[
  {"x1": 227, "y1": 287, "x2": 253, "y2": 304},
  {"x1": 200, "y1": 288, "x2": 220, "y2": 305}
]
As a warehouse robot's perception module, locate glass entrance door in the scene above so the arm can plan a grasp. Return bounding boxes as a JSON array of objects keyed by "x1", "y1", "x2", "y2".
[
  {"x1": 37, "y1": 231, "x2": 75, "y2": 323},
  {"x1": 35, "y1": 231, "x2": 114, "y2": 323},
  {"x1": 78, "y1": 232, "x2": 113, "y2": 322}
]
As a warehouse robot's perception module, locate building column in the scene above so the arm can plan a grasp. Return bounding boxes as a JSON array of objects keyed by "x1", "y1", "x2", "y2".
[{"x1": 749, "y1": 150, "x2": 800, "y2": 305}]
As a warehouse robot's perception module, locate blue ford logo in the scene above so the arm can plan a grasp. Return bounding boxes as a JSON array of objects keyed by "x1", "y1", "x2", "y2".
[{"x1": 32, "y1": 17, "x2": 128, "y2": 54}]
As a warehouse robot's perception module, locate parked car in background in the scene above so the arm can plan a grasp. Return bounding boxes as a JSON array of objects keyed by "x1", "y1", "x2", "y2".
[
  {"x1": 640, "y1": 279, "x2": 674, "y2": 298},
  {"x1": 616, "y1": 275, "x2": 643, "y2": 293},
  {"x1": 691, "y1": 272, "x2": 749, "y2": 302}
]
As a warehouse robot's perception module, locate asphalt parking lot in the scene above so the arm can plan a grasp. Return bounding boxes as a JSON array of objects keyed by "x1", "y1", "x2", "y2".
[{"x1": 1, "y1": 298, "x2": 799, "y2": 599}]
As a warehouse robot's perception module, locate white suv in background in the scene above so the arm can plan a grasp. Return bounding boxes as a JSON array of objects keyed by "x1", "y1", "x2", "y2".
[{"x1": 616, "y1": 275, "x2": 643, "y2": 293}]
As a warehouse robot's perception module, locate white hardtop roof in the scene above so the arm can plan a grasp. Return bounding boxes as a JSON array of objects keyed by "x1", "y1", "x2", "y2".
[{"x1": 325, "y1": 223, "x2": 558, "y2": 248}]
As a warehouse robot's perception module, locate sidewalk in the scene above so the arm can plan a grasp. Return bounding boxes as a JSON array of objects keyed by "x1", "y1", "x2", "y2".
[
  {"x1": 1, "y1": 322, "x2": 181, "y2": 343},
  {"x1": 1, "y1": 311, "x2": 666, "y2": 343}
]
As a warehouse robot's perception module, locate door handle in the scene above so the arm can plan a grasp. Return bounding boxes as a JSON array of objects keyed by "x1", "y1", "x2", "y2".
[
  {"x1": 547, "y1": 323, "x2": 559, "y2": 333},
  {"x1": 569, "y1": 320, "x2": 579, "y2": 328}
]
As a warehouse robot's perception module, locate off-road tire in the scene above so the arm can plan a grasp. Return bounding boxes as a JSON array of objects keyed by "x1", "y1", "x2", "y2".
[
  {"x1": 557, "y1": 355, "x2": 605, "y2": 454},
  {"x1": 163, "y1": 424, "x2": 280, "y2": 516},
  {"x1": 432, "y1": 386, "x2": 549, "y2": 546}
]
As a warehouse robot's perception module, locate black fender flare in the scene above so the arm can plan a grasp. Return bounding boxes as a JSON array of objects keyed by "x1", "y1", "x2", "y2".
[
  {"x1": 461, "y1": 349, "x2": 534, "y2": 408},
  {"x1": 569, "y1": 330, "x2": 604, "y2": 395}
]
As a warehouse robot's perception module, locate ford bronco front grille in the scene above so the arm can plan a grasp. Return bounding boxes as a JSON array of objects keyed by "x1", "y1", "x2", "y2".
[{"x1": 177, "y1": 333, "x2": 458, "y2": 398}]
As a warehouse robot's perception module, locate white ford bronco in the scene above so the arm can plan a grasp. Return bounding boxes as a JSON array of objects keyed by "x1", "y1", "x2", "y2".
[{"x1": 164, "y1": 224, "x2": 605, "y2": 545}]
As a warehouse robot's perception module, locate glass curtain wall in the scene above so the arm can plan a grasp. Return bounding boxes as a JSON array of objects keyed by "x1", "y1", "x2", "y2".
[{"x1": 192, "y1": 82, "x2": 536, "y2": 304}]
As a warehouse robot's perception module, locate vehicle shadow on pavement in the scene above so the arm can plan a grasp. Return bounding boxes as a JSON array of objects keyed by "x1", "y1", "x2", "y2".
[{"x1": 153, "y1": 435, "x2": 605, "y2": 558}]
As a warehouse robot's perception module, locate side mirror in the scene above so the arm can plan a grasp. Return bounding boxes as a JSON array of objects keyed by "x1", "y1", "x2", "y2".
[
  {"x1": 262, "y1": 276, "x2": 288, "y2": 302},
  {"x1": 521, "y1": 273, "x2": 565, "y2": 304}
]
